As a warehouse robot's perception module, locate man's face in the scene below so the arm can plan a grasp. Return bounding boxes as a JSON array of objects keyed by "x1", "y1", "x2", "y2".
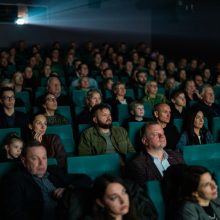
[
  {"x1": 22, "y1": 146, "x2": 47, "y2": 178},
  {"x1": 137, "y1": 72, "x2": 147, "y2": 85},
  {"x1": 194, "y1": 75, "x2": 203, "y2": 87},
  {"x1": 154, "y1": 104, "x2": 171, "y2": 124},
  {"x1": 104, "y1": 69, "x2": 113, "y2": 78},
  {"x1": 142, "y1": 124, "x2": 167, "y2": 150},
  {"x1": 1, "y1": 90, "x2": 15, "y2": 110},
  {"x1": 115, "y1": 84, "x2": 126, "y2": 97},
  {"x1": 93, "y1": 108, "x2": 112, "y2": 129},
  {"x1": 203, "y1": 88, "x2": 215, "y2": 106},
  {"x1": 47, "y1": 78, "x2": 61, "y2": 97}
]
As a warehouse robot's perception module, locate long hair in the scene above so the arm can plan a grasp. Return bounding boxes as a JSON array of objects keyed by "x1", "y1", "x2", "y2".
[
  {"x1": 180, "y1": 165, "x2": 213, "y2": 203},
  {"x1": 183, "y1": 108, "x2": 206, "y2": 145},
  {"x1": 92, "y1": 174, "x2": 138, "y2": 220}
]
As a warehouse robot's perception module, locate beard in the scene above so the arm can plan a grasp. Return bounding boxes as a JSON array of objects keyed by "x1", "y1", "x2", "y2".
[{"x1": 96, "y1": 119, "x2": 112, "y2": 129}]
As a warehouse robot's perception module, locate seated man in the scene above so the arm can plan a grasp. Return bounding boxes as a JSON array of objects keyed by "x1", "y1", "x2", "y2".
[
  {"x1": 0, "y1": 87, "x2": 29, "y2": 138},
  {"x1": 192, "y1": 84, "x2": 220, "y2": 125},
  {"x1": 0, "y1": 141, "x2": 92, "y2": 220},
  {"x1": 126, "y1": 122, "x2": 184, "y2": 186},
  {"x1": 78, "y1": 103, "x2": 135, "y2": 155},
  {"x1": 153, "y1": 103, "x2": 179, "y2": 150},
  {"x1": 35, "y1": 76, "x2": 69, "y2": 106},
  {"x1": 170, "y1": 89, "x2": 187, "y2": 121}
]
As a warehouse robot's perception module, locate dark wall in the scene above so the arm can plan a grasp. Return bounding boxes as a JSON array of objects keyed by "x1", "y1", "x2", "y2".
[{"x1": 0, "y1": 0, "x2": 151, "y2": 48}]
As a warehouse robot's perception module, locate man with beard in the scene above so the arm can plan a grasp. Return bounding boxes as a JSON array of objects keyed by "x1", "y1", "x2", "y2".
[{"x1": 78, "y1": 103, "x2": 135, "y2": 155}]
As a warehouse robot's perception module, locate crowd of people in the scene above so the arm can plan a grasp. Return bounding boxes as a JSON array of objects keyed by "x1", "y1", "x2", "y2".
[{"x1": 0, "y1": 40, "x2": 220, "y2": 219}]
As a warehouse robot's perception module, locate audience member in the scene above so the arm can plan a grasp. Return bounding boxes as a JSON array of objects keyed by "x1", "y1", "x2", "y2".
[
  {"x1": 27, "y1": 113, "x2": 67, "y2": 168},
  {"x1": 174, "y1": 166, "x2": 220, "y2": 220},
  {"x1": 40, "y1": 93, "x2": 69, "y2": 126},
  {"x1": 35, "y1": 76, "x2": 69, "y2": 106},
  {"x1": 106, "y1": 82, "x2": 133, "y2": 121},
  {"x1": 77, "y1": 88, "x2": 102, "y2": 124},
  {"x1": 170, "y1": 89, "x2": 187, "y2": 121},
  {"x1": 0, "y1": 87, "x2": 29, "y2": 137},
  {"x1": 142, "y1": 80, "x2": 167, "y2": 107},
  {"x1": 153, "y1": 103, "x2": 179, "y2": 150},
  {"x1": 192, "y1": 85, "x2": 220, "y2": 124},
  {"x1": 78, "y1": 103, "x2": 135, "y2": 155},
  {"x1": 126, "y1": 122, "x2": 184, "y2": 186},
  {"x1": 0, "y1": 133, "x2": 23, "y2": 162},
  {"x1": 176, "y1": 109, "x2": 213, "y2": 151},
  {"x1": 0, "y1": 141, "x2": 92, "y2": 220}
]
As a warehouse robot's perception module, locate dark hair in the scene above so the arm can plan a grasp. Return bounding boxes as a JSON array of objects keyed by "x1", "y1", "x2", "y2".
[
  {"x1": 140, "y1": 121, "x2": 159, "y2": 139},
  {"x1": 21, "y1": 140, "x2": 46, "y2": 157},
  {"x1": 0, "y1": 87, "x2": 15, "y2": 98},
  {"x1": 92, "y1": 174, "x2": 138, "y2": 220},
  {"x1": 90, "y1": 103, "x2": 111, "y2": 118},
  {"x1": 180, "y1": 165, "x2": 213, "y2": 203},
  {"x1": 183, "y1": 108, "x2": 204, "y2": 142},
  {"x1": 170, "y1": 89, "x2": 185, "y2": 100}
]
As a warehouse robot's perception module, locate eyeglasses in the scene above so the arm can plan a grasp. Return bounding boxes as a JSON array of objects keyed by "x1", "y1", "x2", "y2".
[{"x1": 2, "y1": 96, "x2": 15, "y2": 101}]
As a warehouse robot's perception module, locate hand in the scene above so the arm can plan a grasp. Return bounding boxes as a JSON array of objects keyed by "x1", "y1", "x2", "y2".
[
  {"x1": 53, "y1": 188, "x2": 65, "y2": 199},
  {"x1": 33, "y1": 132, "x2": 43, "y2": 142}
]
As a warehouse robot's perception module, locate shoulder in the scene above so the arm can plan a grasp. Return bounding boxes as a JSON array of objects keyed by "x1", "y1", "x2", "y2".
[
  {"x1": 167, "y1": 150, "x2": 184, "y2": 163},
  {"x1": 111, "y1": 126, "x2": 128, "y2": 135}
]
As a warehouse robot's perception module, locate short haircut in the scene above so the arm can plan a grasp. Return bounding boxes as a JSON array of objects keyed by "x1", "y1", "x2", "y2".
[
  {"x1": 140, "y1": 121, "x2": 160, "y2": 138},
  {"x1": 86, "y1": 88, "x2": 102, "y2": 101},
  {"x1": 47, "y1": 76, "x2": 61, "y2": 86},
  {"x1": 0, "y1": 87, "x2": 15, "y2": 98},
  {"x1": 136, "y1": 70, "x2": 147, "y2": 77},
  {"x1": 90, "y1": 103, "x2": 111, "y2": 118},
  {"x1": 113, "y1": 81, "x2": 125, "y2": 91},
  {"x1": 200, "y1": 84, "x2": 213, "y2": 97},
  {"x1": 21, "y1": 140, "x2": 46, "y2": 157},
  {"x1": 170, "y1": 89, "x2": 185, "y2": 100},
  {"x1": 129, "y1": 100, "x2": 144, "y2": 112},
  {"x1": 153, "y1": 103, "x2": 169, "y2": 119}
]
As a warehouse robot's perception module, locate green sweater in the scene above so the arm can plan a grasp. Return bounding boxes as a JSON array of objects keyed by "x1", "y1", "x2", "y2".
[{"x1": 78, "y1": 126, "x2": 135, "y2": 155}]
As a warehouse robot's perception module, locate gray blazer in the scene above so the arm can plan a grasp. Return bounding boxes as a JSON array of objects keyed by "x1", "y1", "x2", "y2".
[{"x1": 176, "y1": 200, "x2": 220, "y2": 220}]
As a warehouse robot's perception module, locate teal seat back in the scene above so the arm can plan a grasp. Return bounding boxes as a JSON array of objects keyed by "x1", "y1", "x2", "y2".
[
  {"x1": 15, "y1": 91, "x2": 31, "y2": 111},
  {"x1": 144, "y1": 103, "x2": 153, "y2": 118},
  {"x1": 214, "y1": 86, "x2": 220, "y2": 100},
  {"x1": 74, "y1": 106, "x2": 85, "y2": 116},
  {"x1": 183, "y1": 143, "x2": 220, "y2": 163},
  {"x1": 47, "y1": 158, "x2": 58, "y2": 165},
  {"x1": 126, "y1": 89, "x2": 135, "y2": 99},
  {"x1": 212, "y1": 117, "x2": 220, "y2": 142},
  {"x1": 0, "y1": 128, "x2": 21, "y2": 145},
  {"x1": 46, "y1": 124, "x2": 75, "y2": 155},
  {"x1": 71, "y1": 90, "x2": 87, "y2": 106},
  {"x1": 145, "y1": 180, "x2": 165, "y2": 220},
  {"x1": 15, "y1": 106, "x2": 27, "y2": 113},
  {"x1": 128, "y1": 122, "x2": 145, "y2": 147},
  {"x1": 0, "y1": 162, "x2": 16, "y2": 179},
  {"x1": 117, "y1": 104, "x2": 130, "y2": 125},
  {"x1": 67, "y1": 154, "x2": 121, "y2": 179}
]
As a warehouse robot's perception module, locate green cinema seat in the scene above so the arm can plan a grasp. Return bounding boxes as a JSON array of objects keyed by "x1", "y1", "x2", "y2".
[
  {"x1": 0, "y1": 128, "x2": 21, "y2": 145},
  {"x1": 67, "y1": 154, "x2": 121, "y2": 179},
  {"x1": 46, "y1": 124, "x2": 75, "y2": 155},
  {"x1": 145, "y1": 180, "x2": 165, "y2": 220}
]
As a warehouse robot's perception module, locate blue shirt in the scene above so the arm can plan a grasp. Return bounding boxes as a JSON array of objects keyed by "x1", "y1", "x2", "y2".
[{"x1": 152, "y1": 151, "x2": 170, "y2": 176}]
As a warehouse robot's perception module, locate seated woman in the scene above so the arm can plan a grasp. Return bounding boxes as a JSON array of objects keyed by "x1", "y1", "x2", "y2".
[
  {"x1": 175, "y1": 165, "x2": 220, "y2": 220},
  {"x1": 76, "y1": 76, "x2": 91, "y2": 92},
  {"x1": 40, "y1": 93, "x2": 69, "y2": 126},
  {"x1": 176, "y1": 108, "x2": 213, "y2": 151},
  {"x1": 142, "y1": 80, "x2": 166, "y2": 107},
  {"x1": 27, "y1": 113, "x2": 67, "y2": 168},
  {"x1": 91, "y1": 174, "x2": 139, "y2": 220},
  {"x1": 106, "y1": 82, "x2": 133, "y2": 121}
]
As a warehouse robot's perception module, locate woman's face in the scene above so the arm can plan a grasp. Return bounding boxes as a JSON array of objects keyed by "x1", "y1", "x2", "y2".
[
  {"x1": 101, "y1": 183, "x2": 129, "y2": 218},
  {"x1": 31, "y1": 114, "x2": 47, "y2": 135},
  {"x1": 44, "y1": 94, "x2": 57, "y2": 111},
  {"x1": 195, "y1": 172, "x2": 218, "y2": 204},
  {"x1": 194, "y1": 111, "x2": 204, "y2": 129}
]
